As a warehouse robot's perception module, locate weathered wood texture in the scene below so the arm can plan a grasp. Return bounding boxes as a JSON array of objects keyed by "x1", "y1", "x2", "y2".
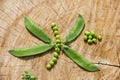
[{"x1": 0, "y1": 0, "x2": 120, "y2": 80}]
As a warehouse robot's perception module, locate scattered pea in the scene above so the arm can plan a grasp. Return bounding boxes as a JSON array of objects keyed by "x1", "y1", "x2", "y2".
[
  {"x1": 90, "y1": 31, "x2": 95, "y2": 36},
  {"x1": 98, "y1": 35, "x2": 102, "y2": 41},
  {"x1": 54, "y1": 31, "x2": 58, "y2": 35},
  {"x1": 47, "y1": 64, "x2": 51, "y2": 69},
  {"x1": 56, "y1": 35, "x2": 60, "y2": 39},
  {"x1": 87, "y1": 39, "x2": 93, "y2": 44},
  {"x1": 92, "y1": 38, "x2": 97, "y2": 43},
  {"x1": 56, "y1": 39, "x2": 61, "y2": 44},
  {"x1": 84, "y1": 31, "x2": 90, "y2": 35},
  {"x1": 54, "y1": 52, "x2": 58, "y2": 57},
  {"x1": 52, "y1": 57, "x2": 57, "y2": 63},
  {"x1": 55, "y1": 47, "x2": 60, "y2": 53},
  {"x1": 84, "y1": 35, "x2": 88, "y2": 41},
  {"x1": 51, "y1": 22, "x2": 56, "y2": 28},
  {"x1": 49, "y1": 60, "x2": 54, "y2": 66},
  {"x1": 88, "y1": 35, "x2": 92, "y2": 39},
  {"x1": 53, "y1": 26, "x2": 58, "y2": 31}
]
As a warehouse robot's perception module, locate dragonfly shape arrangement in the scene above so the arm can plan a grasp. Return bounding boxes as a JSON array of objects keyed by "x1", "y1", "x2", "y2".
[{"x1": 9, "y1": 14, "x2": 99, "y2": 72}]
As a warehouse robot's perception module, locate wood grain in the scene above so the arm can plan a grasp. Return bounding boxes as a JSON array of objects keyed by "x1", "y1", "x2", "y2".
[{"x1": 0, "y1": 0, "x2": 120, "y2": 80}]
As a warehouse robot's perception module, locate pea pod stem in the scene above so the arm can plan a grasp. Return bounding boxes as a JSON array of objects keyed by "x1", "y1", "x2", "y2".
[
  {"x1": 9, "y1": 44, "x2": 54, "y2": 57},
  {"x1": 64, "y1": 14, "x2": 85, "y2": 44},
  {"x1": 62, "y1": 45, "x2": 99, "y2": 72},
  {"x1": 24, "y1": 17, "x2": 53, "y2": 43}
]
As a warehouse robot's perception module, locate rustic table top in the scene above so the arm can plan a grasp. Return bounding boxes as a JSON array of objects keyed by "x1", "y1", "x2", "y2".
[{"x1": 0, "y1": 0, "x2": 120, "y2": 80}]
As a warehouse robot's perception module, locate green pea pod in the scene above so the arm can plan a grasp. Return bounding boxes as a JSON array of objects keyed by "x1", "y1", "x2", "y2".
[
  {"x1": 62, "y1": 45, "x2": 99, "y2": 72},
  {"x1": 9, "y1": 44, "x2": 54, "y2": 57},
  {"x1": 64, "y1": 14, "x2": 85, "y2": 44},
  {"x1": 24, "y1": 17, "x2": 52, "y2": 43}
]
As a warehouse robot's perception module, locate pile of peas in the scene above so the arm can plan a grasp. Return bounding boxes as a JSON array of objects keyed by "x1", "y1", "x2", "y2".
[
  {"x1": 84, "y1": 30, "x2": 102, "y2": 44},
  {"x1": 46, "y1": 23, "x2": 61, "y2": 70}
]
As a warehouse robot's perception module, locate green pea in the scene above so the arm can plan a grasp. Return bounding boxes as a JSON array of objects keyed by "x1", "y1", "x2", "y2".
[
  {"x1": 56, "y1": 39, "x2": 61, "y2": 44},
  {"x1": 56, "y1": 35, "x2": 60, "y2": 39},
  {"x1": 56, "y1": 44, "x2": 61, "y2": 48},
  {"x1": 51, "y1": 22, "x2": 56, "y2": 28},
  {"x1": 52, "y1": 57, "x2": 57, "y2": 63},
  {"x1": 54, "y1": 31, "x2": 58, "y2": 35},
  {"x1": 90, "y1": 31, "x2": 95, "y2": 36},
  {"x1": 92, "y1": 38, "x2": 97, "y2": 43},
  {"x1": 53, "y1": 26, "x2": 58, "y2": 31},
  {"x1": 87, "y1": 39, "x2": 93, "y2": 44},
  {"x1": 85, "y1": 31, "x2": 90, "y2": 35},
  {"x1": 88, "y1": 35, "x2": 92, "y2": 39},
  {"x1": 49, "y1": 60, "x2": 54, "y2": 66},
  {"x1": 47, "y1": 64, "x2": 51, "y2": 69},
  {"x1": 55, "y1": 47, "x2": 60, "y2": 53},
  {"x1": 62, "y1": 45, "x2": 99, "y2": 72},
  {"x1": 84, "y1": 35, "x2": 88, "y2": 41},
  {"x1": 98, "y1": 35, "x2": 102, "y2": 41},
  {"x1": 53, "y1": 52, "x2": 58, "y2": 57}
]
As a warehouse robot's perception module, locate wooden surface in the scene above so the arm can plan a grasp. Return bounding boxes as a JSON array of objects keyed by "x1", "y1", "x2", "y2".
[{"x1": 0, "y1": 0, "x2": 120, "y2": 80}]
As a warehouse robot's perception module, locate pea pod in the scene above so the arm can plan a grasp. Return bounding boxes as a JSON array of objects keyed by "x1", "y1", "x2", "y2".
[
  {"x1": 62, "y1": 45, "x2": 99, "y2": 72},
  {"x1": 24, "y1": 17, "x2": 52, "y2": 43},
  {"x1": 9, "y1": 44, "x2": 54, "y2": 57},
  {"x1": 64, "y1": 14, "x2": 85, "y2": 44}
]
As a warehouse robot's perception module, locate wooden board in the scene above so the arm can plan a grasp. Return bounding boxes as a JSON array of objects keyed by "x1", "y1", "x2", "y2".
[{"x1": 0, "y1": 0, "x2": 120, "y2": 80}]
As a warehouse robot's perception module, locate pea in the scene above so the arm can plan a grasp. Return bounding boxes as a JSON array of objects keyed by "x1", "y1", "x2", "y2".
[
  {"x1": 56, "y1": 44, "x2": 61, "y2": 48},
  {"x1": 92, "y1": 38, "x2": 97, "y2": 43},
  {"x1": 88, "y1": 35, "x2": 92, "y2": 39},
  {"x1": 84, "y1": 35, "x2": 88, "y2": 41},
  {"x1": 53, "y1": 26, "x2": 58, "y2": 31},
  {"x1": 52, "y1": 57, "x2": 57, "y2": 63},
  {"x1": 98, "y1": 35, "x2": 102, "y2": 41},
  {"x1": 49, "y1": 60, "x2": 54, "y2": 66},
  {"x1": 56, "y1": 39, "x2": 61, "y2": 44},
  {"x1": 54, "y1": 31, "x2": 58, "y2": 35},
  {"x1": 56, "y1": 35, "x2": 60, "y2": 39},
  {"x1": 84, "y1": 31, "x2": 90, "y2": 35},
  {"x1": 90, "y1": 31, "x2": 95, "y2": 36},
  {"x1": 53, "y1": 52, "x2": 58, "y2": 57},
  {"x1": 55, "y1": 47, "x2": 60, "y2": 53},
  {"x1": 47, "y1": 64, "x2": 51, "y2": 70},
  {"x1": 51, "y1": 22, "x2": 56, "y2": 28},
  {"x1": 87, "y1": 39, "x2": 93, "y2": 44}
]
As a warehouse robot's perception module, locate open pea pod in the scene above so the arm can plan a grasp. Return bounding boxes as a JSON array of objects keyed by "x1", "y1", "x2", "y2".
[
  {"x1": 62, "y1": 45, "x2": 99, "y2": 72},
  {"x1": 9, "y1": 44, "x2": 54, "y2": 57},
  {"x1": 64, "y1": 14, "x2": 85, "y2": 44},
  {"x1": 24, "y1": 17, "x2": 52, "y2": 43}
]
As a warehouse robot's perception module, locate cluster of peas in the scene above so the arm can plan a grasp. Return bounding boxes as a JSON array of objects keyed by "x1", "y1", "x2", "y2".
[
  {"x1": 46, "y1": 22, "x2": 61, "y2": 70},
  {"x1": 84, "y1": 30, "x2": 102, "y2": 44}
]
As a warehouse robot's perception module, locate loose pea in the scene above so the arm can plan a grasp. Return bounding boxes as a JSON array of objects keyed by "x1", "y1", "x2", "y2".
[
  {"x1": 84, "y1": 35, "x2": 88, "y2": 41},
  {"x1": 84, "y1": 31, "x2": 90, "y2": 35},
  {"x1": 87, "y1": 39, "x2": 93, "y2": 44},
  {"x1": 98, "y1": 35, "x2": 102, "y2": 41},
  {"x1": 56, "y1": 44, "x2": 61, "y2": 48},
  {"x1": 54, "y1": 52, "x2": 58, "y2": 57},
  {"x1": 47, "y1": 64, "x2": 51, "y2": 69},
  {"x1": 56, "y1": 39, "x2": 61, "y2": 44},
  {"x1": 53, "y1": 26, "x2": 58, "y2": 31},
  {"x1": 88, "y1": 35, "x2": 92, "y2": 39},
  {"x1": 54, "y1": 31, "x2": 58, "y2": 35},
  {"x1": 90, "y1": 31, "x2": 95, "y2": 37},
  {"x1": 51, "y1": 22, "x2": 56, "y2": 28},
  {"x1": 92, "y1": 38, "x2": 97, "y2": 43},
  {"x1": 56, "y1": 35, "x2": 60, "y2": 39},
  {"x1": 52, "y1": 57, "x2": 57, "y2": 63},
  {"x1": 49, "y1": 60, "x2": 54, "y2": 66},
  {"x1": 55, "y1": 47, "x2": 60, "y2": 53}
]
